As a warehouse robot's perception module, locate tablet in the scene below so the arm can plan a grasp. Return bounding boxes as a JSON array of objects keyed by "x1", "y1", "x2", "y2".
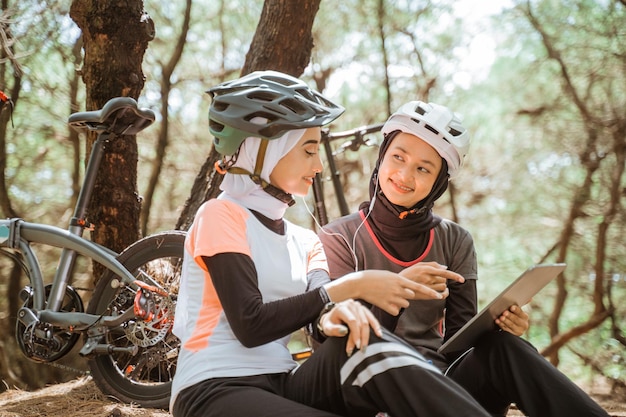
[{"x1": 437, "y1": 263, "x2": 566, "y2": 355}]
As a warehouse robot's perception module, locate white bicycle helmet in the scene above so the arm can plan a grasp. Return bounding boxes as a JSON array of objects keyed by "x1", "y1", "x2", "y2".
[{"x1": 381, "y1": 101, "x2": 470, "y2": 178}]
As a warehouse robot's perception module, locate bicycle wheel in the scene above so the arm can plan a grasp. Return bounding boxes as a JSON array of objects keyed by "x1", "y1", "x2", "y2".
[{"x1": 86, "y1": 230, "x2": 185, "y2": 409}]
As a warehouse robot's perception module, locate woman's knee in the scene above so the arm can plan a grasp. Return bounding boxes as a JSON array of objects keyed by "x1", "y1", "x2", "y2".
[{"x1": 475, "y1": 331, "x2": 538, "y2": 359}]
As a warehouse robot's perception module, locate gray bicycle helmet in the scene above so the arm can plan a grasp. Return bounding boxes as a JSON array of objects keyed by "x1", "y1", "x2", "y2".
[
  {"x1": 382, "y1": 101, "x2": 470, "y2": 178},
  {"x1": 207, "y1": 70, "x2": 345, "y2": 155}
]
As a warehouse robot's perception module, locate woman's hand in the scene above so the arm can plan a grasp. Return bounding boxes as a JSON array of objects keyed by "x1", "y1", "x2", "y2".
[
  {"x1": 318, "y1": 299, "x2": 383, "y2": 356},
  {"x1": 330, "y1": 270, "x2": 446, "y2": 316},
  {"x1": 495, "y1": 305, "x2": 529, "y2": 336},
  {"x1": 399, "y1": 262, "x2": 465, "y2": 296}
]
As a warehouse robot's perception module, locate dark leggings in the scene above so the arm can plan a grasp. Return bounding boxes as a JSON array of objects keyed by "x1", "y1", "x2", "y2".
[
  {"x1": 173, "y1": 329, "x2": 490, "y2": 417},
  {"x1": 447, "y1": 331, "x2": 609, "y2": 417}
]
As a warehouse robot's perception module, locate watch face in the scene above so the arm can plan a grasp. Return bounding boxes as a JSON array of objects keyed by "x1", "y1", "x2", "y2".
[
  {"x1": 322, "y1": 302, "x2": 336, "y2": 314},
  {"x1": 317, "y1": 302, "x2": 336, "y2": 337}
]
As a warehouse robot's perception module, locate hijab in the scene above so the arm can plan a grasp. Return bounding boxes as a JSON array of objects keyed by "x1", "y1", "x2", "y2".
[
  {"x1": 359, "y1": 130, "x2": 450, "y2": 261},
  {"x1": 219, "y1": 128, "x2": 307, "y2": 220}
]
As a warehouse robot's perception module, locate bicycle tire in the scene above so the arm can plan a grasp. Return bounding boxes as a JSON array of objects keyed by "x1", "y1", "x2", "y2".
[{"x1": 86, "y1": 230, "x2": 185, "y2": 409}]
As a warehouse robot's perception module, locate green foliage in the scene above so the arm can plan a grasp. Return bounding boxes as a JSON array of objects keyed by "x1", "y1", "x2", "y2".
[
  {"x1": 3, "y1": 9, "x2": 81, "y2": 225},
  {"x1": 464, "y1": 0, "x2": 626, "y2": 382}
]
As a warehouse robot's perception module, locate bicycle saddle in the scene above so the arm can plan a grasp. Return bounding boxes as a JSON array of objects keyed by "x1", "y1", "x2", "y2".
[{"x1": 68, "y1": 97, "x2": 156, "y2": 136}]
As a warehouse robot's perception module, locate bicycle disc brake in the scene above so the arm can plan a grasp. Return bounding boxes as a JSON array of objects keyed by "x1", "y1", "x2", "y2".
[{"x1": 124, "y1": 280, "x2": 174, "y2": 347}]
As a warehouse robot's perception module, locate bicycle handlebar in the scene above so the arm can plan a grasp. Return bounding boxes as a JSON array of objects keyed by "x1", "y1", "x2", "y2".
[
  {"x1": 324, "y1": 122, "x2": 384, "y2": 155},
  {"x1": 324, "y1": 122, "x2": 384, "y2": 141}
]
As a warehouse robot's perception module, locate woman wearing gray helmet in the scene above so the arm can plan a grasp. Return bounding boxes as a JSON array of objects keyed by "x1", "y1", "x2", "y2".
[
  {"x1": 170, "y1": 72, "x2": 492, "y2": 417},
  {"x1": 319, "y1": 100, "x2": 609, "y2": 417}
]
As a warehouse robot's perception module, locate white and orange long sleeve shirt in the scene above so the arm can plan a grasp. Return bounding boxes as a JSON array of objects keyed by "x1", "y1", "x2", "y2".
[{"x1": 170, "y1": 197, "x2": 330, "y2": 407}]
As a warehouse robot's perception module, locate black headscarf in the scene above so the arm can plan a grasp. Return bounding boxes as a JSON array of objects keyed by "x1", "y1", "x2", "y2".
[{"x1": 358, "y1": 130, "x2": 450, "y2": 261}]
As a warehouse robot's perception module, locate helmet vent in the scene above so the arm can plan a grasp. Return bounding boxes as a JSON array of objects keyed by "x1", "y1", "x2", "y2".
[
  {"x1": 210, "y1": 119, "x2": 225, "y2": 132},
  {"x1": 448, "y1": 127, "x2": 462, "y2": 137},
  {"x1": 245, "y1": 111, "x2": 277, "y2": 123},
  {"x1": 424, "y1": 124, "x2": 440, "y2": 136},
  {"x1": 248, "y1": 91, "x2": 279, "y2": 102},
  {"x1": 263, "y1": 75, "x2": 296, "y2": 87},
  {"x1": 415, "y1": 105, "x2": 427, "y2": 115},
  {"x1": 295, "y1": 88, "x2": 319, "y2": 104},
  {"x1": 279, "y1": 98, "x2": 308, "y2": 115},
  {"x1": 213, "y1": 101, "x2": 229, "y2": 112}
]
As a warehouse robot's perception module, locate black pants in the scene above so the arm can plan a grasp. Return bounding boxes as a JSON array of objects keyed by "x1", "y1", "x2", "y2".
[
  {"x1": 173, "y1": 329, "x2": 490, "y2": 417},
  {"x1": 447, "y1": 331, "x2": 609, "y2": 417}
]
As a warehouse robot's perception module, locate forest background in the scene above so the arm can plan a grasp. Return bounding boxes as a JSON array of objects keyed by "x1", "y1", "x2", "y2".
[{"x1": 0, "y1": 0, "x2": 624, "y2": 402}]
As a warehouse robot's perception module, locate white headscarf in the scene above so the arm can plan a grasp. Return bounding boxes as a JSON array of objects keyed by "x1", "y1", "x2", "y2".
[{"x1": 218, "y1": 128, "x2": 307, "y2": 220}]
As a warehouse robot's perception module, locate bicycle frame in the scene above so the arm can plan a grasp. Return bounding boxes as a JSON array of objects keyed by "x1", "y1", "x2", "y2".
[
  {"x1": 1, "y1": 219, "x2": 139, "y2": 326},
  {"x1": 313, "y1": 123, "x2": 383, "y2": 225},
  {"x1": 35, "y1": 127, "x2": 112, "y2": 313}
]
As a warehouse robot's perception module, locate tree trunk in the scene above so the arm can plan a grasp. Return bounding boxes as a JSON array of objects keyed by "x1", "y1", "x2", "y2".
[
  {"x1": 241, "y1": 0, "x2": 321, "y2": 75},
  {"x1": 176, "y1": 0, "x2": 322, "y2": 230},
  {"x1": 69, "y1": 1, "x2": 154, "y2": 261}
]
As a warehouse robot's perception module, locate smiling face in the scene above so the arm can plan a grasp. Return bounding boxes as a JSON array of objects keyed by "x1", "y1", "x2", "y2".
[
  {"x1": 269, "y1": 127, "x2": 323, "y2": 197},
  {"x1": 377, "y1": 132, "x2": 443, "y2": 209}
]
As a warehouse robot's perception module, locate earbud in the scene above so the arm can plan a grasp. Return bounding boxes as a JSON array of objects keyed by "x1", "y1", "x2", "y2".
[{"x1": 368, "y1": 173, "x2": 379, "y2": 212}]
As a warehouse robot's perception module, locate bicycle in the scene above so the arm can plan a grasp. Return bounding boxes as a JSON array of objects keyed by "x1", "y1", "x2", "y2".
[
  {"x1": 312, "y1": 122, "x2": 384, "y2": 226},
  {"x1": 0, "y1": 94, "x2": 185, "y2": 409}
]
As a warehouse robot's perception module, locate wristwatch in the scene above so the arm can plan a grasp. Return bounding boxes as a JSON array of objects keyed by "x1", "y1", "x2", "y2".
[{"x1": 316, "y1": 302, "x2": 336, "y2": 336}]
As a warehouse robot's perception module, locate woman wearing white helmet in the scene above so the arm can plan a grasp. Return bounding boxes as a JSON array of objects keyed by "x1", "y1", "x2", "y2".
[
  {"x1": 171, "y1": 75, "x2": 492, "y2": 417},
  {"x1": 320, "y1": 101, "x2": 609, "y2": 417}
]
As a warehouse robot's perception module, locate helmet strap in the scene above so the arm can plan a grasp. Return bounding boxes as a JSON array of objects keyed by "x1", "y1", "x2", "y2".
[
  {"x1": 253, "y1": 138, "x2": 269, "y2": 179},
  {"x1": 224, "y1": 138, "x2": 295, "y2": 207},
  {"x1": 259, "y1": 182, "x2": 296, "y2": 207}
]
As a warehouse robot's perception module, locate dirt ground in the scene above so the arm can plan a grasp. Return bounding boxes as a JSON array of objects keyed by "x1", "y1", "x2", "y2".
[{"x1": 0, "y1": 376, "x2": 624, "y2": 417}]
